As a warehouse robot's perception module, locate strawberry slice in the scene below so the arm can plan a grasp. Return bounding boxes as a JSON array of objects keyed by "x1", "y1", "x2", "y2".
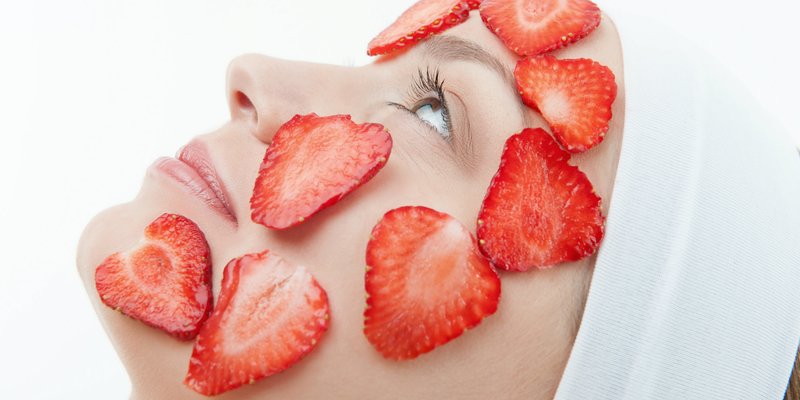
[
  {"x1": 184, "y1": 250, "x2": 329, "y2": 396},
  {"x1": 367, "y1": 0, "x2": 472, "y2": 56},
  {"x1": 94, "y1": 213, "x2": 212, "y2": 340},
  {"x1": 477, "y1": 128, "x2": 604, "y2": 271},
  {"x1": 515, "y1": 55, "x2": 617, "y2": 153},
  {"x1": 364, "y1": 206, "x2": 501, "y2": 360},
  {"x1": 250, "y1": 113, "x2": 392, "y2": 230},
  {"x1": 479, "y1": 0, "x2": 601, "y2": 56}
]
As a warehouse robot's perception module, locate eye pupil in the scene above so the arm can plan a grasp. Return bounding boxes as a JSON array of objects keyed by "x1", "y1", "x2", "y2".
[
  {"x1": 414, "y1": 98, "x2": 441, "y2": 112},
  {"x1": 413, "y1": 98, "x2": 449, "y2": 139}
]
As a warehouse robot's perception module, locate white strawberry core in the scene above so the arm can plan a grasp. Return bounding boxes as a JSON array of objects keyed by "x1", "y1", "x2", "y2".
[
  {"x1": 406, "y1": 219, "x2": 469, "y2": 304},
  {"x1": 518, "y1": 0, "x2": 564, "y2": 25},
  {"x1": 541, "y1": 89, "x2": 571, "y2": 124},
  {"x1": 128, "y1": 241, "x2": 175, "y2": 291},
  {"x1": 222, "y1": 256, "x2": 309, "y2": 354}
]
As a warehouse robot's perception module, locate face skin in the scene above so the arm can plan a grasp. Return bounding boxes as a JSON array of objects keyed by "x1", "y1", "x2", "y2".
[{"x1": 77, "y1": 10, "x2": 625, "y2": 400}]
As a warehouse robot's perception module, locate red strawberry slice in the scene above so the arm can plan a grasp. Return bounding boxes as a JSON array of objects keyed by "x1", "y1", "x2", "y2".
[
  {"x1": 94, "y1": 213, "x2": 212, "y2": 340},
  {"x1": 364, "y1": 206, "x2": 501, "y2": 360},
  {"x1": 479, "y1": 0, "x2": 601, "y2": 56},
  {"x1": 184, "y1": 250, "x2": 329, "y2": 396},
  {"x1": 367, "y1": 0, "x2": 472, "y2": 56},
  {"x1": 477, "y1": 128, "x2": 604, "y2": 271},
  {"x1": 515, "y1": 55, "x2": 617, "y2": 153},
  {"x1": 250, "y1": 113, "x2": 392, "y2": 230}
]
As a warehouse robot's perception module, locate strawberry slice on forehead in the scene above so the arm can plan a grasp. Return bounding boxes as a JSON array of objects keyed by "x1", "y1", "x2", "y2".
[
  {"x1": 515, "y1": 55, "x2": 617, "y2": 153},
  {"x1": 480, "y1": 0, "x2": 601, "y2": 56},
  {"x1": 367, "y1": 0, "x2": 473, "y2": 56}
]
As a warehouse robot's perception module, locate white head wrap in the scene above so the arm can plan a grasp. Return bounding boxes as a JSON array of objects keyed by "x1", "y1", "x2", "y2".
[{"x1": 554, "y1": 5, "x2": 800, "y2": 399}]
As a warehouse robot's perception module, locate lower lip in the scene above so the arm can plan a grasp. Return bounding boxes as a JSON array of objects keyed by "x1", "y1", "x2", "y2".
[{"x1": 148, "y1": 157, "x2": 236, "y2": 222}]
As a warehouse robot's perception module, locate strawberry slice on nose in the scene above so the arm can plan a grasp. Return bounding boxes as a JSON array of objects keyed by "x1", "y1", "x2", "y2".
[
  {"x1": 250, "y1": 113, "x2": 392, "y2": 230},
  {"x1": 94, "y1": 213, "x2": 213, "y2": 340}
]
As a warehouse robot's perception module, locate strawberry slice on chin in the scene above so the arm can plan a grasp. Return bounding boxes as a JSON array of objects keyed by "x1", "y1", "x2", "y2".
[
  {"x1": 184, "y1": 250, "x2": 329, "y2": 396},
  {"x1": 364, "y1": 206, "x2": 501, "y2": 360},
  {"x1": 477, "y1": 128, "x2": 605, "y2": 271},
  {"x1": 515, "y1": 55, "x2": 617, "y2": 153},
  {"x1": 94, "y1": 213, "x2": 213, "y2": 340},
  {"x1": 250, "y1": 113, "x2": 392, "y2": 230},
  {"x1": 367, "y1": 0, "x2": 473, "y2": 56}
]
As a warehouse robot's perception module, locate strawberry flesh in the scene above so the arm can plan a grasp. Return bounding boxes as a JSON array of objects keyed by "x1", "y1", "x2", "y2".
[
  {"x1": 184, "y1": 250, "x2": 329, "y2": 396},
  {"x1": 477, "y1": 128, "x2": 604, "y2": 271},
  {"x1": 94, "y1": 213, "x2": 212, "y2": 340},
  {"x1": 364, "y1": 206, "x2": 501, "y2": 360},
  {"x1": 367, "y1": 0, "x2": 472, "y2": 56},
  {"x1": 479, "y1": 0, "x2": 601, "y2": 56},
  {"x1": 515, "y1": 55, "x2": 617, "y2": 153},
  {"x1": 250, "y1": 113, "x2": 392, "y2": 230}
]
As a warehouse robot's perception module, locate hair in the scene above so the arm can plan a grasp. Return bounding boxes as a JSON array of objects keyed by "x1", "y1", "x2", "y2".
[{"x1": 785, "y1": 348, "x2": 800, "y2": 400}]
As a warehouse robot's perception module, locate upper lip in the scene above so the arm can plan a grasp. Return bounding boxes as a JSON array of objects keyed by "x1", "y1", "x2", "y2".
[{"x1": 175, "y1": 139, "x2": 237, "y2": 222}]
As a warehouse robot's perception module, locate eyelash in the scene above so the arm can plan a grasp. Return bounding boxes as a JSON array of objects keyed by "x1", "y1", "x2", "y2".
[{"x1": 389, "y1": 66, "x2": 454, "y2": 141}]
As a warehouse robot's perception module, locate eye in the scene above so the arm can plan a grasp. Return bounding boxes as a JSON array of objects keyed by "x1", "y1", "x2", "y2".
[
  {"x1": 387, "y1": 66, "x2": 456, "y2": 143},
  {"x1": 412, "y1": 97, "x2": 451, "y2": 140}
]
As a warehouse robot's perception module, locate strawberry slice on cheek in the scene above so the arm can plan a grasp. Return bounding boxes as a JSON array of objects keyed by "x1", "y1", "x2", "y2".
[
  {"x1": 250, "y1": 113, "x2": 392, "y2": 230},
  {"x1": 94, "y1": 213, "x2": 213, "y2": 340},
  {"x1": 364, "y1": 206, "x2": 501, "y2": 360},
  {"x1": 477, "y1": 128, "x2": 604, "y2": 271},
  {"x1": 184, "y1": 250, "x2": 329, "y2": 396}
]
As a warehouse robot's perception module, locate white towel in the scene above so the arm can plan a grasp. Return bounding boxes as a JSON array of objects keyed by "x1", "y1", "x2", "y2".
[{"x1": 554, "y1": 5, "x2": 800, "y2": 400}]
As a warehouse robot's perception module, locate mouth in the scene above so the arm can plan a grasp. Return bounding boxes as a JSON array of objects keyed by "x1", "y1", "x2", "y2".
[{"x1": 147, "y1": 140, "x2": 237, "y2": 223}]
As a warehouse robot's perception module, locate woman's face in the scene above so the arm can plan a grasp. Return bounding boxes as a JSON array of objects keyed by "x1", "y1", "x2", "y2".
[{"x1": 78, "y1": 10, "x2": 624, "y2": 399}]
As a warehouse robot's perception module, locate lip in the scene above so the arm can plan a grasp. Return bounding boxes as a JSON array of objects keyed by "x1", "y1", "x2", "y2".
[{"x1": 147, "y1": 140, "x2": 237, "y2": 222}]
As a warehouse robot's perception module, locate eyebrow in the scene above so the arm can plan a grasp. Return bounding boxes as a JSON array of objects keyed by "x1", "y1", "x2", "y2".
[{"x1": 421, "y1": 35, "x2": 518, "y2": 97}]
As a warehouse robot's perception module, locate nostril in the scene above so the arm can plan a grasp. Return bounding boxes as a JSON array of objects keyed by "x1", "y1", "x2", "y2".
[{"x1": 234, "y1": 90, "x2": 258, "y2": 127}]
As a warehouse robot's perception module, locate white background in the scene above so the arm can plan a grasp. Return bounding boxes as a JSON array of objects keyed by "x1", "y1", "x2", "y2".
[{"x1": 1, "y1": 0, "x2": 798, "y2": 398}]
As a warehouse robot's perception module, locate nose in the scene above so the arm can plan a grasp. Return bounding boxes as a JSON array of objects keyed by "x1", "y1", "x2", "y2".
[{"x1": 226, "y1": 53, "x2": 363, "y2": 144}]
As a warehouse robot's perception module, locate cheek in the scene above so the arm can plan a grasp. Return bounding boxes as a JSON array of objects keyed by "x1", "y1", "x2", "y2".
[
  {"x1": 241, "y1": 156, "x2": 493, "y2": 355},
  {"x1": 255, "y1": 133, "x2": 489, "y2": 273},
  {"x1": 371, "y1": 118, "x2": 496, "y2": 230}
]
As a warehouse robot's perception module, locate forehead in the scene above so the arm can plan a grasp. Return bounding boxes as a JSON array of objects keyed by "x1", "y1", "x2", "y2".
[
  {"x1": 370, "y1": 11, "x2": 520, "y2": 77},
  {"x1": 418, "y1": 13, "x2": 542, "y2": 128},
  {"x1": 442, "y1": 11, "x2": 523, "y2": 69},
  {"x1": 375, "y1": 10, "x2": 546, "y2": 128},
  {"x1": 407, "y1": 11, "x2": 523, "y2": 91}
]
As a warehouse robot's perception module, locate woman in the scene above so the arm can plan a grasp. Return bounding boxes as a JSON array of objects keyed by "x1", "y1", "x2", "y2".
[{"x1": 77, "y1": 1, "x2": 800, "y2": 398}]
